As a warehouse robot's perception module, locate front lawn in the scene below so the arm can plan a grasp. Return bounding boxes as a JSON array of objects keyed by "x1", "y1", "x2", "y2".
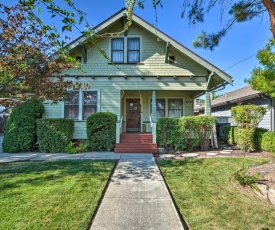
[
  {"x1": 0, "y1": 160, "x2": 115, "y2": 230},
  {"x1": 158, "y1": 158, "x2": 275, "y2": 230}
]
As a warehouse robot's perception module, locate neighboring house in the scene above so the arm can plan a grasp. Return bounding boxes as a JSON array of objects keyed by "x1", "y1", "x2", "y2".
[
  {"x1": 195, "y1": 85, "x2": 275, "y2": 137},
  {"x1": 43, "y1": 8, "x2": 232, "y2": 150}
]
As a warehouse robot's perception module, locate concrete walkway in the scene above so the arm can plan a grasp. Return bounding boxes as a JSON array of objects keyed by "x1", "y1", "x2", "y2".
[{"x1": 91, "y1": 154, "x2": 185, "y2": 230}]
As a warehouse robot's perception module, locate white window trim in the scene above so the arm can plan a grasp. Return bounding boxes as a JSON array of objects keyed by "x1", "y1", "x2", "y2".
[
  {"x1": 63, "y1": 89, "x2": 100, "y2": 121},
  {"x1": 109, "y1": 35, "x2": 143, "y2": 63},
  {"x1": 149, "y1": 97, "x2": 185, "y2": 118}
]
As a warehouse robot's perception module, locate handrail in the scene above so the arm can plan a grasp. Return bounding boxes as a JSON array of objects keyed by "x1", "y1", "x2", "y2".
[
  {"x1": 119, "y1": 116, "x2": 123, "y2": 129},
  {"x1": 116, "y1": 116, "x2": 124, "y2": 144},
  {"x1": 149, "y1": 115, "x2": 156, "y2": 144}
]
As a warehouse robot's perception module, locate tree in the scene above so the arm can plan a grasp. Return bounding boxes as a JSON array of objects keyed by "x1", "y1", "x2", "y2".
[
  {"x1": 17, "y1": 0, "x2": 275, "y2": 51},
  {"x1": 0, "y1": 4, "x2": 80, "y2": 104},
  {"x1": 249, "y1": 38, "x2": 275, "y2": 97}
]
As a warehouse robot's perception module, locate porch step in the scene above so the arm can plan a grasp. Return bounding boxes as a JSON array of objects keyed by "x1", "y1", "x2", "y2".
[{"x1": 114, "y1": 133, "x2": 158, "y2": 153}]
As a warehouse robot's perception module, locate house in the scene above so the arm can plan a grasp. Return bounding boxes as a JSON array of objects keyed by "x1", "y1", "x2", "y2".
[
  {"x1": 43, "y1": 8, "x2": 232, "y2": 152},
  {"x1": 194, "y1": 85, "x2": 275, "y2": 137}
]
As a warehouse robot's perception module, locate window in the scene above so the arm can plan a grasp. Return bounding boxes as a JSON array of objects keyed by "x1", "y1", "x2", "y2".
[
  {"x1": 111, "y1": 37, "x2": 140, "y2": 63},
  {"x1": 150, "y1": 98, "x2": 183, "y2": 118},
  {"x1": 65, "y1": 91, "x2": 99, "y2": 120},
  {"x1": 150, "y1": 99, "x2": 165, "y2": 119},
  {"x1": 168, "y1": 99, "x2": 183, "y2": 117},
  {"x1": 111, "y1": 38, "x2": 124, "y2": 62},
  {"x1": 127, "y1": 38, "x2": 140, "y2": 63}
]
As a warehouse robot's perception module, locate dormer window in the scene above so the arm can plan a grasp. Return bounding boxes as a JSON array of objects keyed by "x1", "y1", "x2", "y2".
[
  {"x1": 127, "y1": 38, "x2": 140, "y2": 63},
  {"x1": 111, "y1": 38, "x2": 124, "y2": 63},
  {"x1": 111, "y1": 37, "x2": 141, "y2": 63}
]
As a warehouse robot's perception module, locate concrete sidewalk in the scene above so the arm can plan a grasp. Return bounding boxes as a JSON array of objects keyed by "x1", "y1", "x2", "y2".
[{"x1": 91, "y1": 154, "x2": 185, "y2": 230}]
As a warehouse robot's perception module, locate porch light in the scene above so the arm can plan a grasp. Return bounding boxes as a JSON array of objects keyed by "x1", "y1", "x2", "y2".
[
  {"x1": 108, "y1": 75, "x2": 111, "y2": 79},
  {"x1": 91, "y1": 76, "x2": 95, "y2": 79},
  {"x1": 189, "y1": 75, "x2": 193, "y2": 79},
  {"x1": 74, "y1": 76, "x2": 78, "y2": 79},
  {"x1": 156, "y1": 75, "x2": 160, "y2": 79},
  {"x1": 124, "y1": 76, "x2": 127, "y2": 79},
  {"x1": 140, "y1": 76, "x2": 144, "y2": 79},
  {"x1": 173, "y1": 75, "x2": 177, "y2": 79}
]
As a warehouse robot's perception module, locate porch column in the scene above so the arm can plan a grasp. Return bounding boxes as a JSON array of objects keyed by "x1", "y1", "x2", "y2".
[
  {"x1": 205, "y1": 90, "x2": 211, "y2": 115},
  {"x1": 151, "y1": 91, "x2": 156, "y2": 122}
]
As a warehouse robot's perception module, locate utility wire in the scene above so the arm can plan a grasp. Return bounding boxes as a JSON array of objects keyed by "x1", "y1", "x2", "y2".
[{"x1": 222, "y1": 53, "x2": 257, "y2": 71}]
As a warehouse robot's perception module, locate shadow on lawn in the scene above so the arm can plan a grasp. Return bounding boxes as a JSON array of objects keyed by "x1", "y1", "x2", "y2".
[{"x1": 0, "y1": 160, "x2": 116, "y2": 192}]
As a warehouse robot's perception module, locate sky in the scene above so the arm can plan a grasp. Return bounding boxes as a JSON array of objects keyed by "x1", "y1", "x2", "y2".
[{"x1": 4, "y1": 0, "x2": 272, "y2": 94}]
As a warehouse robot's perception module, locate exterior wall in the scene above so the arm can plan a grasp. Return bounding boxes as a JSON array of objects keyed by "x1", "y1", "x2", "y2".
[
  {"x1": 63, "y1": 22, "x2": 208, "y2": 77},
  {"x1": 44, "y1": 21, "x2": 213, "y2": 139},
  {"x1": 211, "y1": 97, "x2": 271, "y2": 130}
]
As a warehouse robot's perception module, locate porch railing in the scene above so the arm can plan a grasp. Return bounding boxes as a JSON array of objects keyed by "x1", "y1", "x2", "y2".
[
  {"x1": 116, "y1": 116, "x2": 123, "y2": 144},
  {"x1": 149, "y1": 115, "x2": 156, "y2": 144}
]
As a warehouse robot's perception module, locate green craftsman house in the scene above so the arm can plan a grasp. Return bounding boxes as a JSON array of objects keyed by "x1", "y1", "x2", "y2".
[{"x1": 43, "y1": 8, "x2": 232, "y2": 153}]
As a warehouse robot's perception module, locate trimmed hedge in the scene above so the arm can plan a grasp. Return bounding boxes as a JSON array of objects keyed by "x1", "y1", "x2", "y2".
[
  {"x1": 37, "y1": 118, "x2": 74, "y2": 153},
  {"x1": 156, "y1": 117, "x2": 183, "y2": 151},
  {"x1": 223, "y1": 126, "x2": 238, "y2": 145},
  {"x1": 86, "y1": 112, "x2": 116, "y2": 151},
  {"x1": 223, "y1": 126, "x2": 268, "y2": 151},
  {"x1": 2, "y1": 100, "x2": 44, "y2": 153},
  {"x1": 157, "y1": 116, "x2": 216, "y2": 151},
  {"x1": 261, "y1": 132, "x2": 275, "y2": 154}
]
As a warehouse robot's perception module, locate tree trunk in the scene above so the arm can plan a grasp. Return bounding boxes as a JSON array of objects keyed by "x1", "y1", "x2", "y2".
[{"x1": 262, "y1": 0, "x2": 275, "y2": 38}]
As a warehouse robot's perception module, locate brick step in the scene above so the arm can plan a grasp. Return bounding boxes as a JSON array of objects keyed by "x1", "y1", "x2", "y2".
[
  {"x1": 115, "y1": 143, "x2": 157, "y2": 148},
  {"x1": 120, "y1": 138, "x2": 153, "y2": 144},
  {"x1": 114, "y1": 147, "x2": 158, "y2": 154}
]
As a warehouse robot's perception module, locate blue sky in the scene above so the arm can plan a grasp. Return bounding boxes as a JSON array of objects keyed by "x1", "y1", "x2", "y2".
[{"x1": 5, "y1": 0, "x2": 272, "y2": 94}]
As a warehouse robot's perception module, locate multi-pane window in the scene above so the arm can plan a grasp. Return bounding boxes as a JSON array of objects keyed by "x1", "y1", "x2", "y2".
[
  {"x1": 127, "y1": 38, "x2": 140, "y2": 63},
  {"x1": 150, "y1": 99, "x2": 165, "y2": 119},
  {"x1": 65, "y1": 91, "x2": 79, "y2": 119},
  {"x1": 168, "y1": 99, "x2": 183, "y2": 117},
  {"x1": 151, "y1": 99, "x2": 183, "y2": 118},
  {"x1": 65, "y1": 91, "x2": 98, "y2": 120},
  {"x1": 83, "y1": 91, "x2": 97, "y2": 119},
  {"x1": 111, "y1": 37, "x2": 140, "y2": 63},
  {"x1": 111, "y1": 38, "x2": 124, "y2": 62}
]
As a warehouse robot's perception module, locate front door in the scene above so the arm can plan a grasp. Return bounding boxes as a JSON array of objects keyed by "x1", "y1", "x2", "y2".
[{"x1": 126, "y1": 99, "x2": 140, "y2": 132}]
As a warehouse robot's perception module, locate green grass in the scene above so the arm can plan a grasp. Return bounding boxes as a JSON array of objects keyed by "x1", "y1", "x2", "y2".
[
  {"x1": 0, "y1": 160, "x2": 115, "y2": 230},
  {"x1": 158, "y1": 158, "x2": 275, "y2": 230}
]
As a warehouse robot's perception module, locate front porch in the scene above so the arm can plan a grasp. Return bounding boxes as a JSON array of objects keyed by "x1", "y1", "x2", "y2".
[{"x1": 114, "y1": 89, "x2": 200, "y2": 153}]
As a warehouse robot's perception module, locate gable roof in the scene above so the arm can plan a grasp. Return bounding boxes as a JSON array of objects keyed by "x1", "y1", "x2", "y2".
[
  {"x1": 66, "y1": 8, "x2": 233, "y2": 87},
  {"x1": 195, "y1": 85, "x2": 267, "y2": 111}
]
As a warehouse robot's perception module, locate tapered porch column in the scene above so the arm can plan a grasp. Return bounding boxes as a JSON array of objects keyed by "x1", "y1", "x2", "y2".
[
  {"x1": 151, "y1": 91, "x2": 157, "y2": 143},
  {"x1": 205, "y1": 90, "x2": 211, "y2": 115},
  {"x1": 151, "y1": 91, "x2": 156, "y2": 122}
]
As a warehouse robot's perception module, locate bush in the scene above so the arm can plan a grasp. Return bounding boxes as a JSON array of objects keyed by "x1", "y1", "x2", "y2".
[
  {"x1": 2, "y1": 100, "x2": 44, "y2": 153},
  {"x1": 156, "y1": 116, "x2": 216, "y2": 151},
  {"x1": 156, "y1": 117, "x2": 185, "y2": 151},
  {"x1": 66, "y1": 140, "x2": 89, "y2": 154},
  {"x1": 86, "y1": 112, "x2": 116, "y2": 151},
  {"x1": 223, "y1": 126, "x2": 238, "y2": 145},
  {"x1": 179, "y1": 116, "x2": 217, "y2": 151},
  {"x1": 261, "y1": 132, "x2": 275, "y2": 154},
  {"x1": 253, "y1": 128, "x2": 268, "y2": 151},
  {"x1": 37, "y1": 119, "x2": 74, "y2": 153}
]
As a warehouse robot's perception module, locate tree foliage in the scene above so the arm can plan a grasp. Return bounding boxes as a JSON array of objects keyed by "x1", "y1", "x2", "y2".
[
  {"x1": 249, "y1": 38, "x2": 275, "y2": 97},
  {"x1": 0, "y1": 4, "x2": 81, "y2": 103},
  {"x1": 15, "y1": 0, "x2": 275, "y2": 51}
]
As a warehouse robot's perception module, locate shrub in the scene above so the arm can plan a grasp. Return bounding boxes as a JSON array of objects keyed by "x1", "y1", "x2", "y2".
[
  {"x1": 231, "y1": 104, "x2": 267, "y2": 152},
  {"x1": 253, "y1": 128, "x2": 268, "y2": 151},
  {"x1": 156, "y1": 117, "x2": 185, "y2": 151},
  {"x1": 86, "y1": 112, "x2": 116, "y2": 151},
  {"x1": 261, "y1": 132, "x2": 275, "y2": 154},
  {"x1": 37, "y1": 118, "x2": 74, "y2": 153},
  {"x1": 180, "y1": 116, "x2": 217, "y2": 151},
  {"x1": 2, "y1": 100, "x2": 44, "y2": 153},
  {"x1": 66, "y1": 140, "x2": 89, "y2": 154},
  {"x1": 223, "y1": 126, "x2": 238, "y2": 145}
]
